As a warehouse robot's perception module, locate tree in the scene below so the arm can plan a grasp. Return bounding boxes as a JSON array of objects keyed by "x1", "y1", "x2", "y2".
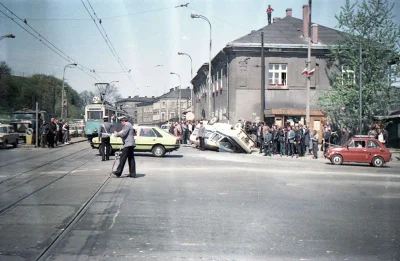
[
  {"x1": 318, "y1": 0, "x2": 400, "y2": 134},
  {"x1": 95, "y1": 83, "x2": 121, "y2": 105}
]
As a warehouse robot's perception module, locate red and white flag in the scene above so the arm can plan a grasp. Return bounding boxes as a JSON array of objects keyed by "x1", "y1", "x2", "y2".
[{"x1": 301, "y1": 68, "x2": 316, "y2": 76}]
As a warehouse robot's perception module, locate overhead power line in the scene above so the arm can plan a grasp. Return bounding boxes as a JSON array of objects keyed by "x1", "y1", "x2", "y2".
[
  {"x1": 0, "y1": 6, "x2": 172, "y2": 21},
  {"x1": 0, "y1": 3, "x2": 102, "y2": 82},
  {"x1": 81, "y1": 0, "x2": 136, "y2": 87}
]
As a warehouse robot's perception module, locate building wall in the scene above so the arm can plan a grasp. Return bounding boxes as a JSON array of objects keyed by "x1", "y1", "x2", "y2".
[{"x1": 227, "y1": 50, "x2": 331, "y2": 124}]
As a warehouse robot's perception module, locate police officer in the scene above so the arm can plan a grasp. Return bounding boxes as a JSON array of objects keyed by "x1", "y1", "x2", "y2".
[
  {"x1": 99, "y1": 116, "x2": 113, "y2": 161},
  {"x1": 112, "y1": 116, "x2": 136, "y2": 178}
]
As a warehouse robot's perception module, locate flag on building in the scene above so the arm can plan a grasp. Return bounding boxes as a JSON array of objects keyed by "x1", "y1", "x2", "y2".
[{"x1": 302, "y1": 68, "x2": 308, "y2": 75}]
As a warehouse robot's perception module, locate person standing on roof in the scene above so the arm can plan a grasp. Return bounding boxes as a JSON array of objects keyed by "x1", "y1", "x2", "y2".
[{"x1": 267, "y1": 5, "x2": 274, "y2": 25}]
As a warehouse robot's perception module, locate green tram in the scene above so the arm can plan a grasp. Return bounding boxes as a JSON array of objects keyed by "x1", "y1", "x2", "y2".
[{"x1": 84, "y1": 101, "x2": 129, "y2": 141}]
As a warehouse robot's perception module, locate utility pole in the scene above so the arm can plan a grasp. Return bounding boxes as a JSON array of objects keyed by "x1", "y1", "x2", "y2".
[
  {"x1": 305, "y1": 0, "x2": 312, "y2": 126},
  {"x1": 261, "y1": 32, "x2": 265, "y2": 122},
  {"x1": 359, "y1": 41, "x2": 363, "y2": 134}
]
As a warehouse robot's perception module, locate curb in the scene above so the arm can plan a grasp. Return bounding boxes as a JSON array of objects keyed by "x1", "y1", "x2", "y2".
[{"x1": 18, "y1": 138, "x2": 88, "y2": 149}]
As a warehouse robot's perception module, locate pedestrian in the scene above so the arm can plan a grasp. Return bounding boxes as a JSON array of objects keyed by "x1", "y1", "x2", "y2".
[
  {"x1": 54, "y1": 119, "x2": 60, "y2": 146},
  {"x1": 258, "y1": 123, "x2": 264, "y2": 153},
  {"x1": 312, "y1": 130, "x2": 319, "y2": 159},
  {"x1": 58, "y1": 119, "x2": 63, "y2": 144},
  {"x1": 39, "y1": 120, "x2": 49, "y2": 148},
  {"x1": 266, "y1": 5, "x2": 274, "y2": 25},
  {"x1": 382, "y1": 127, "x2": 389, "y2": 147},
  {"x1": 288, "y1": 126, "x2": 295, "y2": 157},
  {"x1": 304, "y1": 125, "x2": 310, "y2": 156},
  {"x1": 340, "y1": 127, "x2": 350, "y2": 146},
  {"x1": 278, "y1": 126, "x2": 285, "y2": 156},
  {"x1": 48, "y1": 118, "x2": 57, "y2": 148},
  {"x1": 197, "y1": 121, "x2": 206, "y2": 151},
  {"x1": 182, "y1": 122, "x2": 188, "y2": 144},
  {"x1": 112, "y1": 116, "x2": 136, "y2": 178},
  {"x1": 263, "y1": 129, "x2": 272, "y2": 156},
  {"x1": 99, "y1": 116, "x2": 113, "y2": 161},
  {"x1": 62, "y1": 121, "x2": 69, "y2": 144}
]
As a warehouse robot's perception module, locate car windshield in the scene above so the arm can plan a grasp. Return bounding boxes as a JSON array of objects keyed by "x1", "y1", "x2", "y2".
[
  {"x1": 0, "y1": 127, "x2": 7, "y2": 133},
  {"x1": 11, "y1": 113, "x2": 36, "y2": 120}
]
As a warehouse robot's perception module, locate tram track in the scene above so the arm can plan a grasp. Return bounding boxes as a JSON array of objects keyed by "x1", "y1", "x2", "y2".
[
  {"x1": 0, "y1": 147, "x2": 93, "y2": 185},
  {"x1": 0, "y1": 151, "x2": 97, "y2": 214},
  {"x1": 34, "y1": 174, "x2": 120, "y2": 261},
  {"x1": 0, "y1": 149, "x2": 94, "y2": 195}
]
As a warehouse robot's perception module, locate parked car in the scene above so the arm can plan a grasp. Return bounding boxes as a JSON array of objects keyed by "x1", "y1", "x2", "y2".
[
  {"x1": 90, "y1": 125, "x2": 180, "y2": 157},
  {"x1": 325, "y1": 135, "x2": 392, "y2": 167},
  {"x1": 0, "y1": 124, "x2": 19, "y2": 149}
]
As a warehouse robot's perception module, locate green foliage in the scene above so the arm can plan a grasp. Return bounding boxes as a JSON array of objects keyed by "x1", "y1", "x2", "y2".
[
  {"x1": 0, "y1": 62, "x2": 85, "y2": 119},
  {"x1": 318, "y1": 0, "x2": 400, "y2": 133}
]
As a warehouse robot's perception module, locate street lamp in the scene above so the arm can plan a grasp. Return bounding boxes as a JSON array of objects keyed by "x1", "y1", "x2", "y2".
[
  {"x1": 61, "y1": 63, "x2": 77, "y2": 119},
  {"x1": 170, "y1": 72, "x2": 181, "y2": 122},
  {"x1": 0, "y1": 34, "x2": 15, "y2": 41},
  {"x1": 178, "y1": 52, "x2": 193, "y2": 113},
  {"x1": 191, "y1": 13, "x2": 212, "y2": 120}
]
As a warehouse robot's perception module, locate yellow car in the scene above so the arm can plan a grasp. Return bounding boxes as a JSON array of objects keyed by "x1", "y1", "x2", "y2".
[{"x1": 90, "y1": 125, "x2": 180, "y2": 157}]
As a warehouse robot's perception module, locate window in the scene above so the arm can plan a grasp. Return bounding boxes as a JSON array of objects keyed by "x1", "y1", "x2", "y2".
[
  {"x1": 342, "y1": 67, "x2": 355, "y2": 86},
  {"x1": 162, "y1": 102, "x2": 166, "y2": 108},
  {"x1": 268, "y1": 63, "x2": 287, "y2": 86},
  {"x1": 171, "y1": 102, "x2": 175, "y2": 107},
  {"x1": 139, "y1": 128, "x2": 156, "y2": 137},
  {"x1": 367, "y1": 140, "x2": 380, "y2": 148},
  {"x1": 349, "y1": 140, "x2": 365, "y2": 148}
]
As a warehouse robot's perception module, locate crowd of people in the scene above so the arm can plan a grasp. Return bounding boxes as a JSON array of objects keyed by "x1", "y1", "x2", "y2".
[
  {"x1": 167, "y1": 121, "x2": 195, "y2": 144},
  {"x1": 38, "y1": 118, "x2": 71, "y2": 148}
]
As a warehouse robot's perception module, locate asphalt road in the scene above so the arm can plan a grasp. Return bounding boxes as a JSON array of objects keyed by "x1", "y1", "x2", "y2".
[{"x1": 0, "y1": 142, "x2": 399, "y2": 261}]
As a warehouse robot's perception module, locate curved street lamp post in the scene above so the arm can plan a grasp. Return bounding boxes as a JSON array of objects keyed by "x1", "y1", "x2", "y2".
[
  {"x1": 170, "y1": 72, "x2": 181, "y2": 122},
  {"x1": 178, "y1": 52, "x2": 194, "y2": 115},
  {"x1": 191, "y1": 13, "x2": 212, "y2": 120},
  {"x1": 61, "y1": 63, "x2": 77, "y2": 119}
]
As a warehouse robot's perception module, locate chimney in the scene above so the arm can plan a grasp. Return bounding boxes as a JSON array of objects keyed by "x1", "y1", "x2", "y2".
[
  {"x1": 286, "y1": 8, "x2": 292, "y2": 17},
  {"x1": 303, "y1": 5, "x2": 310, "y2": 37},
  {"x1": 175, "y1": 87, "x2": 178, "y2": 90},
  {"x1": 152, "y1": 96, "x2": 155, "y2": 98},
  {"x1": 134, "y1": 95, "x2": 139, "y2": 98},
  {"x1": 273, "y1": 17, "x2": 280, "y2": 23},
  {"x1": 128, "y1": 96, "x2": 131, "y2": 98},
  {"x1": 170, "y1": 88, "x2": 174, "y2": 92},
  {"x1": 312, "y1": 24, "x2": 318, "y2": 43}
]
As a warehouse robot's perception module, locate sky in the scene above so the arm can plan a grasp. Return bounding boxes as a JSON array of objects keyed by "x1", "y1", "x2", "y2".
[{"x1": 1, "y1": 0, "x2": 399, "y2": 99}]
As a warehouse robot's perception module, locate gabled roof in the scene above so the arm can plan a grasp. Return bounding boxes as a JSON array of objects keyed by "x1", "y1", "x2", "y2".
[
  {"x1": 153, "y1": 88, "x2": 191, "y2": 102},
  {"x1": 116, "y1": 96, "x2": 155, "y2": 104},
  {"x1": 228, "y1": 16, "x2": 345, "y2": 47}
]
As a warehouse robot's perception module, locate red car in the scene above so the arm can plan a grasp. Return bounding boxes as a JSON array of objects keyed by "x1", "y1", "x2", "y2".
[{"x1": 325, "y1": 136, "x2": 392, "y2": 167}]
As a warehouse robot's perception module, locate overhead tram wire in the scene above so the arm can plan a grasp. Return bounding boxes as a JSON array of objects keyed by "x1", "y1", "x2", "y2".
[
  {"x1": 0, "y1": 4, "x2": 101, "y2": 82},
  {"x1": 0, "y1": 6, "x2": 173, "y2": 21},
  {"x1": 81, "y1": 0, "x2": 136, "y2": 87},
  {"x1": 86, "y1": 0, "x2": 131, "y2": 78}
]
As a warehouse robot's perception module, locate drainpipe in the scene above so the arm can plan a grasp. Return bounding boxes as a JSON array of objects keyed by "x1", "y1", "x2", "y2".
[{"x1": 221, "y1": 49, "x2": 230, "y2": 124}]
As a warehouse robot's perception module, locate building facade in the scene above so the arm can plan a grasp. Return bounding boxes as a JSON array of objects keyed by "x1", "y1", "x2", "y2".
[
  {"x1": 192, "y1": 6, "x2": 345, "y2": 137},
  {"x1": 135, "y1": 87, "x2": 192, "y2": 125},
  {"x1": 115, "y1": 95, "x2": 155, "y2": 124}
]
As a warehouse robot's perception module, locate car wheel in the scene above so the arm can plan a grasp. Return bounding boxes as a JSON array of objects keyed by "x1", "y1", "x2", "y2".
[
  {"x1": 372, "y1": 156, "x2": 384, "y2": 167},
  {"x1": 2, "y1": 140, "x2": 7, "y2": 149},
  {"x1": 13, "y1": 139, "x2": 18, "y2": 148},
  {"x1": 331, "y1": 154, "x2": 343, "y2": 165},
  {"x1": 152, "y1": 144, "x2": 166, "y2": 157}
]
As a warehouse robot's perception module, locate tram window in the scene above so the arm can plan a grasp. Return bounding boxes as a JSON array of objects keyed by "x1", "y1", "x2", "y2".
[{"x1": 87, "y1": 111, "x2": 102, "y2": 120}]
